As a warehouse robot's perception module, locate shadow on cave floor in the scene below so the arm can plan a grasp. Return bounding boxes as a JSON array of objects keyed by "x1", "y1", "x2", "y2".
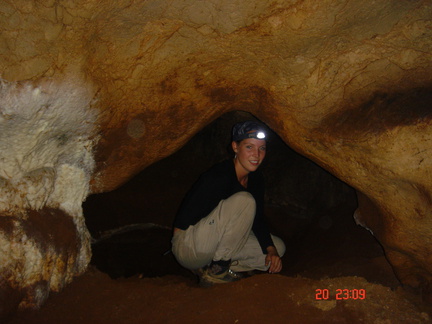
[{"x1": 87, "y1": 201, "x2": 400, "y2": 289}]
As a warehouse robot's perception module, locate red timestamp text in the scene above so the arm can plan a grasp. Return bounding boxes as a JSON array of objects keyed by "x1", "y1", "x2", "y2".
[{"x1": 315, "y1": 288, "x2": 366, "y2": 300}]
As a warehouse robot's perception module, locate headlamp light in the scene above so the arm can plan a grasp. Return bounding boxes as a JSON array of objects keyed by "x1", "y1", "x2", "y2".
[
  {"x1": 245, "y1": 130, "x2": 266, "y2": 140},
  {"x1": 232, "y1": 121, "x2": 269, "y2": 142}
]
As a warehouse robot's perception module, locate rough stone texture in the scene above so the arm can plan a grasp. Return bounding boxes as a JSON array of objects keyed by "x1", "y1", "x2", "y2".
[
  {"x1": 0, "y1": 0, "x2": 431, "y2": 314},
  {"x1": 0, "y1": 208, "x2": 80, "y2": 313},
  {"x1": 0, "y1": 77, "x2": 98, "y2": 317}
]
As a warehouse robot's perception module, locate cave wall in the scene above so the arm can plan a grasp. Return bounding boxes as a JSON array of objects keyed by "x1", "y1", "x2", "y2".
[
  {"x1": 0, "y1": 0, "x2": 432, "y2": 316},
  {"x1": 0, "y1": 78, "x2": 98, "y2": 317}
]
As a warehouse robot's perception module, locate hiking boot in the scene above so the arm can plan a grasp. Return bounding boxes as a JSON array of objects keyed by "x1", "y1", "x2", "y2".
[{"x1": 198, "y1": 263, "x2": 242, "y2": 288}]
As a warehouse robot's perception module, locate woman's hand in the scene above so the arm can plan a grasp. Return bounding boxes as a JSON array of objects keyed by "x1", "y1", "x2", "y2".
[{"x1": 265, "y1": 246, "x2": 282, "y2": 274}]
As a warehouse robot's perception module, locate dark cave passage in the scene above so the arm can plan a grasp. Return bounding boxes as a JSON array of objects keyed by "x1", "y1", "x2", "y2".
[{"x1": 83, "y1": 111, "x2": 400, "y2": 288}]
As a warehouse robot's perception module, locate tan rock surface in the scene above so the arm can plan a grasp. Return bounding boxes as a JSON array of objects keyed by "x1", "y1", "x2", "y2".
[{"x1": 0, "y1": 0, "x2": 431, "y2": 315}]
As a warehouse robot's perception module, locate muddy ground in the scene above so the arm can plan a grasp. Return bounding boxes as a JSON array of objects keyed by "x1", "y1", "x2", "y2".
[
  {"x1": 8, "y1": 194, "x2": 432, "y2": 323},
  {"x1": 7, "y1": 208, "x2": 432, "y2": 323}
]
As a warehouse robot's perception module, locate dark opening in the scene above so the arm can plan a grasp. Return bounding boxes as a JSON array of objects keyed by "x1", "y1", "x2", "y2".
[{"x1": 83, "y1": 111, "x2": 398, "y2": 287}]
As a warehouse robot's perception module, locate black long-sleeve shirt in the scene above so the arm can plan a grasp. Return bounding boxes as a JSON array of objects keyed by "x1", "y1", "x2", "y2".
[{"x1": 173, "y1": 159, "x2": 274, "y2": 254}]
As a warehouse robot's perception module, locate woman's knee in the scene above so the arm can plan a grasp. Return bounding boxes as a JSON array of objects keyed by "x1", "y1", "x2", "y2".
[
  {"x1": 226, "y1": 191, "x2": 256, "y2": 220},
  {"x1": 228, "y1": 191, "x2": 256, "y2": 209}
]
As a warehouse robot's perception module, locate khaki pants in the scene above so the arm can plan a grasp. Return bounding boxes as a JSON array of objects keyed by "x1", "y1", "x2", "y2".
[{"x1": 172, "y1": 192, "x2": 285, "y2": 272}]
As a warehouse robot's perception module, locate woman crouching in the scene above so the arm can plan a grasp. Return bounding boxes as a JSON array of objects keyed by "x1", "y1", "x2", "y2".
[{"x1": 171, "y1": 120, "x2": 285, "y2": 287}]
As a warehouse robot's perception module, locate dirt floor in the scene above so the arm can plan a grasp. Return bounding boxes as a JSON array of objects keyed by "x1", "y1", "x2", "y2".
[
  {"x1": 7, "y1": 269, "x2": 431, "y2": 324},
  {"x1": 6, "y1": 134, "x2": 432, "y2": 323},
  {"x1": 6, "y1": 203, "x2": 432, "y2": 324}
]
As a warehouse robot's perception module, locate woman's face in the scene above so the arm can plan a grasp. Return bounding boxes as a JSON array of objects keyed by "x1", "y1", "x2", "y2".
[{"x1": 232, "y1": 138, "x2": 267, "y2": 176}]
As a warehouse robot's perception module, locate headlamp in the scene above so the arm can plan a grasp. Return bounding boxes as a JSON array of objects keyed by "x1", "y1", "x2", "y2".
[
  {"x1": 232, "y1": 120, "x2": 269, "y2": 142},
  {"x1": 245, "y1": 130, "x2": 266, "y2": 140}
]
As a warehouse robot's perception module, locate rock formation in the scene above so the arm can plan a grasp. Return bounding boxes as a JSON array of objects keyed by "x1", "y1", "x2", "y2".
[
  {"x1": 0, "y1": 78, "x2": 98, "y2": 317},
  {"x1": 0, "y1": 0, "x2": 431, "y2": 317}
]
